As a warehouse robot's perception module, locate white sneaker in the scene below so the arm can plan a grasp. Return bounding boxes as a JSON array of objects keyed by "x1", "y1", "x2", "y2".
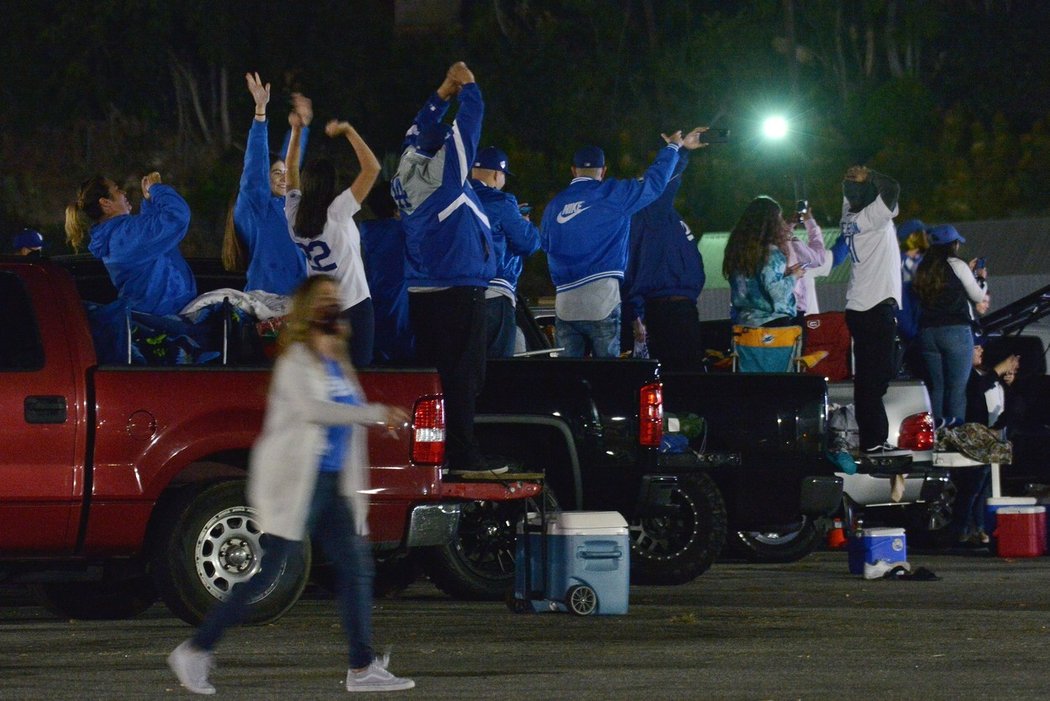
[
  {"x1": 346, "y1": 653, "x2": 415, "y2": 693},
  {"x1": 168, "y1": 639, "x2": 216, "y2": 695}
]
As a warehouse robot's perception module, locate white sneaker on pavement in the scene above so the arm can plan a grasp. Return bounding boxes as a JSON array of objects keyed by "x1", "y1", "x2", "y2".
[
  {"x1": 168, "y1": 639, "x2": 216, "y2": 695},
  {"x1": 346, "y1": 653, "x2": 415, "y2": 693}
]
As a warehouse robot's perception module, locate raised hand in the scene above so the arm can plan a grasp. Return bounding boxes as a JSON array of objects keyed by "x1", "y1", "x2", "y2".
[
  {"x1": 683, "y1": 127, "x2": 710, "y2": 150},
  {"x1": 245, "y1": 72, "x2": 270, "y2": 113},
  {"x1": 141, "y1": 172, "x2": 162, "y2": 200},
  {"x1": 448, "y1": 61, "x2": 475, "y2": 85},
  {"x1": 325, "y1": 119, "x2": 352, "y2": 138},
  {"x1": 661, "y1": 130, "x2": 685, "y2": 147}
]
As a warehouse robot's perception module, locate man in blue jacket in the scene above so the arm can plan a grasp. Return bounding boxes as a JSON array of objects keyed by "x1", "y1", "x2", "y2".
[
  {"x1": 469, "y1": 146, "x2": 540, "y2": 358},
  {"x1": 540, "y1": 132, "x2": 687, "y2": 357},
  {"x1": 621, "y1": 129, "x2": 708, "y2": 368},
  {"x1": 391, "y1": 62, "x2": 497, "y2": 473}
]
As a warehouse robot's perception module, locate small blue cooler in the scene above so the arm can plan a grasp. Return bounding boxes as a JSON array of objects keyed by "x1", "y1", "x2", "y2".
[
  {"x1": 513, "y1": 511, "x2": 629, "y2": 615},
  {"x1": 848, "y1": 527, "x2": 907, "y2": 574}
]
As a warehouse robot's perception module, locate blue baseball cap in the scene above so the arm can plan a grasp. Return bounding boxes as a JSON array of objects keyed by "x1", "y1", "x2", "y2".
[
  {"x1": 896, "y1": 219, "x2": 926, "y2": 242},
  {"x1": 928, "y1": 224, "x2": 965, "y2": 246},
  {"x1": 573, "y1": 146, "x2": 605, "y2": 168},
  {"x1": 13, "y1": 229, "x2": 44, "y2": 250},
  {"x1": 472, "y1": 146, "x2": 512, "y2": 174}
]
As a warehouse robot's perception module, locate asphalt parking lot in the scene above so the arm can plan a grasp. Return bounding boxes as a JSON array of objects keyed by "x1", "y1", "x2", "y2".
[{"x1": 2, "y1": 548, "x2": 1049, "y2": 700}]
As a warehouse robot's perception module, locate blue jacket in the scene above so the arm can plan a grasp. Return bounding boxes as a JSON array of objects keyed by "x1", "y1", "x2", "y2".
[
  {"x1": 359, "y1": 218, "x2": 414, "y2": 363},
  {"x1": 540, "y1": 143, "x2": 681, "y2": 293},
  {"x1": 470, "y1": 180, "x2": 540, "y2": 296},
  {"x1": 234, "y1": 119, "x2": 308, "y2": 295},
  {"x1": 392, "y1": 84, "x2": 495, "y2": 288},
  {"x1": 87, "y1": 183, "x2": 196, "y2": 316},
  {"x1": 622, "y1": 150, "x2": 704, "y2": 319}
]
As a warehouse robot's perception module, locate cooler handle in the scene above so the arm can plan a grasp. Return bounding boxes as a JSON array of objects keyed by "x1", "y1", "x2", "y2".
[{"x1": 577, "y1": 547, "x2": 623, "y2": 560}]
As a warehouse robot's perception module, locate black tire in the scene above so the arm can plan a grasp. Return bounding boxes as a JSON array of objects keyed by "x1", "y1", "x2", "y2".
[
  {"x1": 628, "y1": 473, "x2": 727, "y2": 585},
  {"x1": 422, "y1": 487, "x2": 559, "y2": 601},
  {"x1": 33, "y1": 576, "x2": 157, "y2": 620},
  {"x1": 728, "y1": 517, "x2": 822, "y2": 563},
  {"x1": 150, "y1": 480, "x2": 311, "y2": 626},
  {"x1": 566, "y1": 584, "x2": 598, "y2": 616}
]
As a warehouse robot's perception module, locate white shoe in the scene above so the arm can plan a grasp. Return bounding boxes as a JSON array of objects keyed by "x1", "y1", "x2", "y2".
[
  {"x1": 346, "y1": 653, "x2": 415, "y2": 693},
  {"x1": 168, "y1": 639, "x2": 216, "y2": 695}
]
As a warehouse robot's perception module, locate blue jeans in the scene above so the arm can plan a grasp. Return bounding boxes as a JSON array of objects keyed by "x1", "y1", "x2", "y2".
[
  {"x1": 194, "y1": 473, "x2": 376, "y2": 669},
  {"x1": 920, "y1": 325, "x2": 974, "y2": 423},
  {"x1": 555, "y1": 305, "x2": 621, "y2": 358}
]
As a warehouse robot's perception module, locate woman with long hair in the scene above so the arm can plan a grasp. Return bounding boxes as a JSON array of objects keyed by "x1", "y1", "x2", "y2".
[
  {"x1": 913, "y1": 224, "x2": 989, "y2": 425},
  {"x1": 285, "y1": 104, "x2": 381, "y2": 367},
  {"x1": 723, "y1": 195, "x2": 805, "y2": 327},
  {"x1": 221, "y1": 72, "x2": 309, "y2": 295},
  {"x1": 65, "y1": 171, "x2": 195, "y2": 316},
  {"x1": 168, "y1": 275, "x2": 413, "y2": 695}
]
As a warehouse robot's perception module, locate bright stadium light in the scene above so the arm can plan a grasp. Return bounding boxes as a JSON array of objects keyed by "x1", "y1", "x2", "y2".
[{"x1": 762, "y1": 115, "x2": 789, "y2": 140}]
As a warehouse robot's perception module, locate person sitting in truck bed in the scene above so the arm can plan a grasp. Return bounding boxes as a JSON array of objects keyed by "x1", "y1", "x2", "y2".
[{"x1": 65, "y1": 172, "x2": 196, "y2": 316}]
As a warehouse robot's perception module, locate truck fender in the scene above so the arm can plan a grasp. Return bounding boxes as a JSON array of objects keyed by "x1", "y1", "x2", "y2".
[{"x1": 475, "y1": 415, "x2": 582, "y2": 509}]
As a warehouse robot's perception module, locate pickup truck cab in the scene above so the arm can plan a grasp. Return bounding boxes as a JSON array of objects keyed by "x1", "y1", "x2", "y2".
[{"x1": 0, "y1": 257, "x2": 540, "y2": 622}]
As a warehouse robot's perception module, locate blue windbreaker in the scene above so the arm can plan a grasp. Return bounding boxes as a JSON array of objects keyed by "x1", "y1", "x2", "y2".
[
  {"x1": 471, "y1": 180, "x2": 540, "y2": 296},
  {"x1": 540, "y1": 143, "x2": 681, "y2": 293},
  {"x1": 621, "y1": 150, "x2": 704, "y2": 318},
  {"x1": 234, "y1": 119, "x2": 308, "y2": 295},
  {"x1": 391, "y1": 84, "x2": 495, "y2": 288},
  {"x1": 360, "y1": 218, "x2": 415, "y2": 363},
  {"x1": 87, "y1": 183, "x2": 196, "y2": 316}
]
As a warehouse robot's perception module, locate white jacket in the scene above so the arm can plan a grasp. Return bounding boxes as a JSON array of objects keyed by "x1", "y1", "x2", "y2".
[{"x1": 247, "y1": 343, "x2": 387, "y2": 540}]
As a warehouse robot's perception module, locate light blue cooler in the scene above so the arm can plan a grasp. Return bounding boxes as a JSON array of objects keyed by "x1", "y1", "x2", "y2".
[
  {"x1": 848, "y1": 527, "x2": 907, "y2": 574},
  {"x1": 513, "y1": 511, "x2": 629, "y2": 616}
]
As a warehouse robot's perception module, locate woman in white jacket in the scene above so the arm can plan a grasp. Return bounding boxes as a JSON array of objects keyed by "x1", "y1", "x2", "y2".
[{"x1": 169, "y1": 275, "x2": 414, "y2": 695}]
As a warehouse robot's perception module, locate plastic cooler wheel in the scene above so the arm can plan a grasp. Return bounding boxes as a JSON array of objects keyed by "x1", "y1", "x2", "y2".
[{"x1": 566, "y1": 585, "x2": 598, "y2": 616}]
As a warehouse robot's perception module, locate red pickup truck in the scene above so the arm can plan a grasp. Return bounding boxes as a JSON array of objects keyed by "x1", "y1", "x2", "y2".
[{"x1": 0, "y1": 258, "x2": 539, "y2": 623}]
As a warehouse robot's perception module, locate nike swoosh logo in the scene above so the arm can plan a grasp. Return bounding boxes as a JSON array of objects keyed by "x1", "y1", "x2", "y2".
[{"x1": 556, "y1": 206, "x2": 590, "y2": 224}]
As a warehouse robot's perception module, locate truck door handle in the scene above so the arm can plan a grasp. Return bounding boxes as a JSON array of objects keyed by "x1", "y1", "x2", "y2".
[{"x1": 25, "y1": 396, "x2": 68, "y2": 424}]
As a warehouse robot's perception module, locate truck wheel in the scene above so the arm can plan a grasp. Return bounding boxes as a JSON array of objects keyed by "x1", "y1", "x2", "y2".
[
  {"x1": 629, "y1": 473, "x2": 727, "y2": 585},
  {"x1": 422, "y1": 488, "x2": 559, "y2": 601},
  {"x1": 150, "y1": 480, "x2": 311, "y2": 626},
  {"x1": 727, "y1": 517, "x2": 822, "y2": 563},
  {"x1": 33, "y1": 576, "x2": 157, "y2": 620}
]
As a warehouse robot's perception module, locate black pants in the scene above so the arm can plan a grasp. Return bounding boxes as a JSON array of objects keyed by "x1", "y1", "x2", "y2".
[
  {"x1": 845, "y1": 302, "x2": 898, "y2": 450},
  {"x1": 410, "y1": 287, "x2": 486, "y2": 470},
  {"x1": 646, "y1": 297, "x2": 704, "y2": 370}
]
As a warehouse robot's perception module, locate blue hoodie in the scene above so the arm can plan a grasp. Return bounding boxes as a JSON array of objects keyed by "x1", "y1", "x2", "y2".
[
  {"x1": 233, "y1": 119, "x2": 308, "y2": 295},
  {"x1": 391, "y1": 84, "x2": 495, "y2": 288},
  {"x1": 621, "y1": 150, "x2": 704, "y2": 319},
  {"x1": 87, "y1": 183, "x2": 196, "y2": 316},
  {"x1": 540, "y1": 143, "x2": 680, "y2": 293},
  {"x1": 470, "y1": 180, "x2": 540, "y2": 297},
  {"x1": 359, "y1": 217, "x2": 415, "y2": 363}
]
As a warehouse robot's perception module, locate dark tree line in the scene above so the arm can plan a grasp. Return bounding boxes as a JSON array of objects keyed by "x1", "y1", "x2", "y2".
[{"x1": 3, "y1": 1, "x2": 1049, "y2": 297}]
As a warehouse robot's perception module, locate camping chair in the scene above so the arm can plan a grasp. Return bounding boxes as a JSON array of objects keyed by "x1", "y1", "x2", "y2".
[{"x1": 731, "y1": 325, "x2": 828, "y2": 373}]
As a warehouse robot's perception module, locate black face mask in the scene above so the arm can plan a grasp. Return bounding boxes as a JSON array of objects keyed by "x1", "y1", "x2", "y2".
[
  {"x1": 843, "y1": 180, "x2": 878, "y2": 213},
  {"x1": 311, "y1": 304, "x2": 343, "y2": 335}
]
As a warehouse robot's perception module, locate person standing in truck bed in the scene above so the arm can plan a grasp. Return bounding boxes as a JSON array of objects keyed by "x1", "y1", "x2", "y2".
[{"x1": 168, "y1": 274, "x2": 413, "y2": 695}]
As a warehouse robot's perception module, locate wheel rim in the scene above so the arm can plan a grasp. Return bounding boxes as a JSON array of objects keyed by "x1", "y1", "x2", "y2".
[
  {"x1": 453, "y1": 501, "x2": 519, "y2": 582},
  {"x1": 194, "y1": 505, "x2": 276, "y2": 603},
  {"x1": 568, "y1": 586, "x2": 597, "y2": 615},
  {"x1": 628, "y1": 485, "x2": 700, "y2": 561}
]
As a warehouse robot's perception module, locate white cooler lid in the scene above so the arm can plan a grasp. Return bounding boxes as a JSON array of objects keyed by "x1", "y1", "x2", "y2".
[
  {"x1": 987, "y1": 497, "x2": 1037, "y2": 506},
  {"x1": 864, "y1": 527, "x2": 906, "y2": 537},
  {"x1": 550, "y1": 510, "x2": 627, "y2": 535},
  {"x1": 997, "y1": 506, "x2": 1046, "y2": 515}
]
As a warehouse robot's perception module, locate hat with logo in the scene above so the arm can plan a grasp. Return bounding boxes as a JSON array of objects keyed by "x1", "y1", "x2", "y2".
[
  {"x1": 573, "y1": 146, "x2": 605, "y2": 169},
  {"x1": 13, "y1": 229, "x2": 45, "y2": 251},
  {"x1": 896, "y1": 219, "x2": 926, "y2": 242},
  {"x1": 472, "y1": 146, "x2": 512, "y2": 175},
  {"x1": 927, "y1": 224, "x2": 965, "y2": 246}
]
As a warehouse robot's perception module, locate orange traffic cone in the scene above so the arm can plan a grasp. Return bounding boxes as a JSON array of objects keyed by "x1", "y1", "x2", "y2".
[{"x1": 826, "y1": 518, "x2": 848, "y2": 549}]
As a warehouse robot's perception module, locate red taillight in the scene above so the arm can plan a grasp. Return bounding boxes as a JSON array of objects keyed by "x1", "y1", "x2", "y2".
[
  {"x1": 898, "y1": 411, "x2": 934, "y2": 451},
  {"x1": 411, "y1": 395, "x2": 445, "y2": 465},
  {"x1": 640, "y1": 382, "x2": 664, "y2": 447}
]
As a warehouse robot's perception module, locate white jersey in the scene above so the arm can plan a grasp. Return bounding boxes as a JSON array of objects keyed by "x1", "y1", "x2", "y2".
[
  {"x1": 840, "y1": 194, "x2": 901, "y2": 312},
  {"x1": 286, "y1": 188, "x2": 370, "y2": 310}
]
